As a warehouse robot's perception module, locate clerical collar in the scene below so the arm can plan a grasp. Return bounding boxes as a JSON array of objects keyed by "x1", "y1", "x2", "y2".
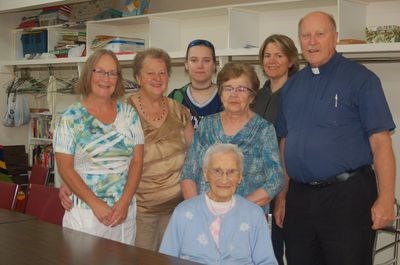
[
  {"x1": 308, "y1": 52, "x2": 340, "y2": 75},
  {"x1": 311, "y1": 68, "x2": 320, "y2": 75}
]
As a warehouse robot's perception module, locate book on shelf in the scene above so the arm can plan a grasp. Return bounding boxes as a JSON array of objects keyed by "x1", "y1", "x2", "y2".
[
  {"x1": 31, "y1": 144, "x2": 54, "y2": 169},
  {"x1": 59, "y1": 31, "x2": 86, "y2": 37},
  {"x1": 31, "y1": 115, "x2": 52, "y2": 140},
  {"x1": 60, "y1": 31, "x2": 86, "y2": 41},
  {"x1": 42, "y1": 5, "x2": 72, "y2": 14},
  {"x1": 57, "y1": 40, "x2": 77, "y2": 45}
]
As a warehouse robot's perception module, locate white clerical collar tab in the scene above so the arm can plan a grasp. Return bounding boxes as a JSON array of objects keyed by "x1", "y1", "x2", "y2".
[{"x1": 311, "y1": 67, "x2": 320, "y2": 75}]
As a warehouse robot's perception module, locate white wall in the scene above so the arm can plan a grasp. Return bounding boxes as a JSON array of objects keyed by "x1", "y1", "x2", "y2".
[
  {"x1": 149, "y1": 0, "x2": 268, "y2": 13},
  {"x1": 0, "y1": 12, "x2": 28, "y2": 146},
  {"x1": 364, "y1": 62, "x2": 400, "y2": 196},
  {"x1": 364, "y1": 1, "x2": 400, "y2": 198},
  {"x1": 369, "y1": 61, "x2": 400, "y2": 265}
]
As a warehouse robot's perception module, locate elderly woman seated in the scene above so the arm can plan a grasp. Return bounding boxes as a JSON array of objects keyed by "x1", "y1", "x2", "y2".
[{"x1": 159, "y1": 143, "x2": 277, "y2": 265}]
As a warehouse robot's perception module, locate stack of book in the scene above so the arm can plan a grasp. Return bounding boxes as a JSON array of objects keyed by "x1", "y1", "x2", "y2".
[
  {"x1": 70, "y1": 0, "x2": 110, "y2": 22},
  {"x1": 18, "y1": 16, "x2": 39, "y2": 29},
  {"x1": 31, "y1": 115, "x2": 52, "y2": 140},
  {"x1": 39, "y1": 5, "x2": 71, "y2": 26},
  {"x1": 53, "y1": 31, "x2": 86, "y2": 58}
]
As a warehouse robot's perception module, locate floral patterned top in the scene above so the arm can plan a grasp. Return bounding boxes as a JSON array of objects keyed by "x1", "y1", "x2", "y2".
[
  {"x1": 53, "y1": 100, "x2": 144, "y2": 209},
  {"x1": 181, "y1": 113, "x2": 283, "y2": 200}
]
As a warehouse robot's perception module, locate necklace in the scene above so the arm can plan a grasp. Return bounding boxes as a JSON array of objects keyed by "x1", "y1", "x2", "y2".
[
  {"x1": 190, "y1": 82, "x2": 214, "y2": 90},
  {"x1": 137, "y1": 95, "x2": 167, "y2": 121}
]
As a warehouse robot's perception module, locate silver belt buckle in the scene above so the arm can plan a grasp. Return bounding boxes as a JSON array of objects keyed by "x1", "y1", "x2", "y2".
[
  {"x1": 335, "y1": 172, "x2": 351, "y2": 182},
  {"x1": 309, "y1": 181, "x2": 320, "y2": 186}
]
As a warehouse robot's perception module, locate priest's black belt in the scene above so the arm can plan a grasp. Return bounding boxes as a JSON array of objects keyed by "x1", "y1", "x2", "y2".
[{"x1": 305, "y1": 165, "x2": 372, "y2": 188}]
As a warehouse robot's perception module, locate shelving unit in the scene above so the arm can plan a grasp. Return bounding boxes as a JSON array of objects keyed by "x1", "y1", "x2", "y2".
[
  {"x1": 28, "y1": 112, "x2": 54, "y2": 170},
  {"x1": 13, "y1": 23, "x2": 87, "y2": 60},
  {"x1": 0, "y1": 0, "x2": 399, "y2": 70}
]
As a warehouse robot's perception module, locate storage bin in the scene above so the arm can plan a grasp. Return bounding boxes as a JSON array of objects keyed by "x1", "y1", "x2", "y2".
[
  {"x1": 101, "y1": 37, "x2": 145, "y2": 54},
  {"x1": 21, "y1": 31, "x2": 48, "y2": 56}
]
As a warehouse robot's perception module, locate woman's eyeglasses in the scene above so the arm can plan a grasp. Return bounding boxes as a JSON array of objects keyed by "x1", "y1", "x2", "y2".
[
  {"x1": 221, "y1": 85, "x2": 250, "y2": 94},
  {"x1": 208, "y1": 168, "x2": 240, "y2": 179},
  {"x1": 92, "y1": 69, "x2": 119, "y2": 79}
]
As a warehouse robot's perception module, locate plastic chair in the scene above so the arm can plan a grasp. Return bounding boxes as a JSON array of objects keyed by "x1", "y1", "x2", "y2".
[
  {"x1": 373, "y1": 200, "x2": 400, "y2": 265},
  {"x1": 29, "y1": 164, "x2": 49, "y2": 185},
  {"x1": 24, "y1": 184, "x2": 65, "y2": 225},
  {"x1": 15, "y1": 164, "x2": 50, "y2": 213},
  {"x1": 0, "y1": 181, "x2": 19, "y2": 210}
]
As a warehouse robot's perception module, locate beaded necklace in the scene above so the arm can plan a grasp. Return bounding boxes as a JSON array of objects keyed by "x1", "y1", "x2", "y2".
[{"x1": 137, "y1": 95, "x2": 167, "y2": 121}]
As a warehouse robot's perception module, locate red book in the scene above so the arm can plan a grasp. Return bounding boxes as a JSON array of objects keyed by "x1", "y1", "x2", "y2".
[{"x1": 43, "y1": 5, "x2": 71, "y2": 13}]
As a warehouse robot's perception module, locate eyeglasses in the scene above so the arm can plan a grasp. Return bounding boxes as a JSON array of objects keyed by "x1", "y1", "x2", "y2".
[
  {"x1": 92, "y1": 69, "x2": 119, "y2": 79},
  {"x1": 188, "y1": 39, "x2": 214, "y2": 49},
  {"x1": 221, "y1": 85, "x2": 250, "y2": 94},
  {"x1": 208, "y1": 168, "x2": 240, "y2": 179}
]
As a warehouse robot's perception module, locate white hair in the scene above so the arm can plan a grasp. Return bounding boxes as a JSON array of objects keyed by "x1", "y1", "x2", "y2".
[{"x1": 202, "y1": 143, "x2": 244, "y2": 173}]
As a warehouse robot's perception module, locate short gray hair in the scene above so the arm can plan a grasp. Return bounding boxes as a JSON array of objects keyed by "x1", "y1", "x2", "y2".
[{"x1": 202, "y1": 143, "x2": 244, "y2": 173}]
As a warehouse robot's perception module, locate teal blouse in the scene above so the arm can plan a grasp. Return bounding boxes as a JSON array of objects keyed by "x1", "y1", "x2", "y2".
[{"x1": 181, "y1": 113, "x2": 283, "y2": 200}]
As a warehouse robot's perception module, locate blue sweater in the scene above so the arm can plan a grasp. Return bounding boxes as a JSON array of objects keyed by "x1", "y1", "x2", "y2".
[{"x1": 160, "y1": 194, "x2": 278, "y2": 265}]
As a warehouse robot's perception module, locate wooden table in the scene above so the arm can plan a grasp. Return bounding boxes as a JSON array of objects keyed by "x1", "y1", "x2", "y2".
[
  {"x1": 0, "y1": 212, "x2": 201, "y2": 265},
  {"x1": 0, "y1": 208, "x2": 36, "y2": 224}
]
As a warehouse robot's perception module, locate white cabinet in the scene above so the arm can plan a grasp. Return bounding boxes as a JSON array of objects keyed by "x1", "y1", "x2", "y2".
[{"x1": 0, "y1": 0, "x2": 399, "y2": 68}]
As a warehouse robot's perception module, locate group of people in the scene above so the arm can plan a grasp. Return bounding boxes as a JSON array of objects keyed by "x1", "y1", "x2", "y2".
[{"x1": 53, "y1": 11, "x2": 396, "y2": 265}]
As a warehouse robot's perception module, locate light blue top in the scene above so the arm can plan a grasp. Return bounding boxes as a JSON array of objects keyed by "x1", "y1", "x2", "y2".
[
  {"x1": 160, "y1": 194, "x2": 278, "y2": 265},
  {"x1": 181, "y1": 113, "x2": 283, "y2": 200},
  {"x1": 53, "y1": 100, "x2": 144, "y2": 208}
]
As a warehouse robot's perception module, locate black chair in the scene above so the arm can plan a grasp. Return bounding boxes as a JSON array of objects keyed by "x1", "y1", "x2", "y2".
[{"x1": 2, "y1": 145, "x2": 29, "y2": 185}]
